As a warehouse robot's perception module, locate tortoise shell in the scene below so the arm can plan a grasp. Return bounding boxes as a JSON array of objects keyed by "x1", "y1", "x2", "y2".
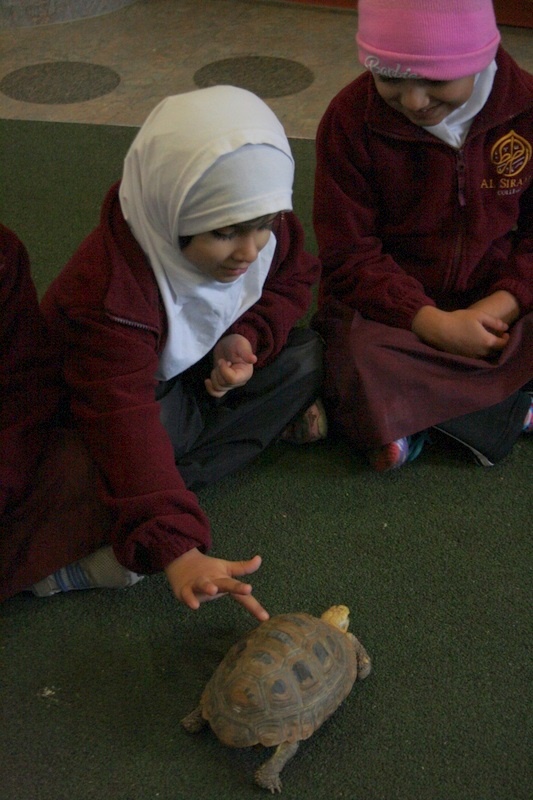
[{"x1": 200, "y1": 612, "x2": 359, "y2": 748}]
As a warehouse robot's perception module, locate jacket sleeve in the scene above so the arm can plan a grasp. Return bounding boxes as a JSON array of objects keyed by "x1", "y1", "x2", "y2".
[
  {"x1": 0, "y1": 225, "x2": 61, "y2": 515},
  {"x1": 228, "y1": 211, "x2": 321, "y2": 365},
  {"x1": 41, "y1": 234, "x2": 211, "y2": 575},
  {"x1": 489, "y1": 181, "x2": 533, "y2": 314},
  {"x1": 313, "y1": 86, "x2": 436, "y2": 330}
]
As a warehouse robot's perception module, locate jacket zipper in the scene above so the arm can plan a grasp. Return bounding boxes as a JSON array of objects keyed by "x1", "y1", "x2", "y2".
[
  {"x1": 107, "y1": 313, "x2": 157, "y2": 334},
  {"x1": 448, "y1": 149, "x2": 467, "y2": 288},
  {"x1": 107, "y1": 313, "x2": 160, "y2": 345},
  {"x1": 455, "y1": 149, "x2": 467, "y2": 207}
]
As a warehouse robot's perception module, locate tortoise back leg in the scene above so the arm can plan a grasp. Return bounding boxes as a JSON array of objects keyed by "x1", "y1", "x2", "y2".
[
  {"x1": 355, "y1": 638, "x2": 372, "y2": 681},
  {"x1": 181, "y1": 706, "x2": 207, "y2": 733},
  {"x1": 255, "y1": 740, "x2": 300, "y2": 793}
]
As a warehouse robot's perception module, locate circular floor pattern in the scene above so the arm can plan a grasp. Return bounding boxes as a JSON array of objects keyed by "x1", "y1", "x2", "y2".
[
  {"x1": 193, "y1": 56, "x2": 314, "y2": 98},
  {"x1": 0, "y1": 61, "x2": 120, "y2": 104}
]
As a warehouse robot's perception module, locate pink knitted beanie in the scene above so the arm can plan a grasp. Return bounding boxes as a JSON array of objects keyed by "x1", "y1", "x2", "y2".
[{"x1": 356, "y1": 0, "x2": 501, "y2": 81}]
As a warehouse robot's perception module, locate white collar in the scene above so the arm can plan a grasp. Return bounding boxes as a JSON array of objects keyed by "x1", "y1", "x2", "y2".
[{"x1": 425, "y1": 60, "x2": 497, "y2": 149}]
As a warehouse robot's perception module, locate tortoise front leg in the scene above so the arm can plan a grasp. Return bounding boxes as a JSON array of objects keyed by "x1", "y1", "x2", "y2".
[
  {"x1": 181, "y1": 706, "x2": 207, "y2": 734},
  {"x1": 255, "y1": 740, "x2": 300, "y2": 793}
]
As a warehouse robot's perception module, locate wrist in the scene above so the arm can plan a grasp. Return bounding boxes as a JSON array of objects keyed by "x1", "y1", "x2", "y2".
[{"x1": 411, "y1": 305, "x2": 440, "y2": 338}]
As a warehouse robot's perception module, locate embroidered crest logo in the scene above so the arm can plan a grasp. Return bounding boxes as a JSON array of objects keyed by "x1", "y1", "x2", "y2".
[{"x1": 491, "y1": 130, "x2": 532, "y2": 177}]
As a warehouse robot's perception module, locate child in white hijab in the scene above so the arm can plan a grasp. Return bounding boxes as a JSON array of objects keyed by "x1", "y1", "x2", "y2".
[{"x1": 28, "y1": 86, "x2": 324, "y2": 618}]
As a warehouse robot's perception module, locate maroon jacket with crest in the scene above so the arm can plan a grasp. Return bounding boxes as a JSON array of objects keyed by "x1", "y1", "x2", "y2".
[
  {"x1": 314, "y1": 47, "x2": 533, "y2": 329},
  {"x1": 312, "y1": 47, "x2": 533, "y2": 449}
]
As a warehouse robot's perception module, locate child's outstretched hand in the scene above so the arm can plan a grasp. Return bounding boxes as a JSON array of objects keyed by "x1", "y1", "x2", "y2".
[
  {"x1": 205, "y1": 334, "x2": 257, "y2": 398},
  {"x1": 164, "y1": 548, "x2": 269, "y2": 621}
]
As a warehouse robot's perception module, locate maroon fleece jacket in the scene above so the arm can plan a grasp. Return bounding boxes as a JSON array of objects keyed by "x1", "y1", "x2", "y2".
[
  {"x1": 41, "y1": 184, "x2": 319, "y2": 574},
  {"x1": 314, "y1": 47, "x2": 533, "y2": 331},
  {"x1": 0, "y1": 224, "x2": 62, "y2": 515}
]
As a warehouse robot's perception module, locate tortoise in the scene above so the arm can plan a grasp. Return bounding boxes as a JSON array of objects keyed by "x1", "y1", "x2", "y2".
[{"x1": 181, "y1": 605, "x2": 371, "y2": 793}]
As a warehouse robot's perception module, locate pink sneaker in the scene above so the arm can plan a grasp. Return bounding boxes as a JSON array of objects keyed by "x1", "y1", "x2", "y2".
[
  {"x1": 368, "y1": 437, "x2": 410, "y2": 472},
  {"x1": 368, "y1": 432, "x2": 429, "y2": 473},
  {"x1": 523, "y1": 400, "x2": 533, "y2": 433}
]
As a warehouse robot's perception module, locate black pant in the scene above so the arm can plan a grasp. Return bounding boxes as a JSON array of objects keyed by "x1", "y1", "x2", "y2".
[
  {"x1": 157, "y1": 328, "x2": 324, "y2": 489},
  {"x1": 434, "y1": 390, "x2": 531, "y2": 466}
]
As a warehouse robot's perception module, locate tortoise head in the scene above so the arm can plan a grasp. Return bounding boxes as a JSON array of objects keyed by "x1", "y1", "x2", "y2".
[
  {"x1": 322, "y1": 605, "x2": 372, "y2": 680},
  {"x1": 320, "y1": 604, "x2": 350, "y2": 632}
]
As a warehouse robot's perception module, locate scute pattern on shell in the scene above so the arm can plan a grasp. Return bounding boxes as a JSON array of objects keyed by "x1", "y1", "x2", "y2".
[{"x1": 201, "y1": 612, "x2": 358, "y2": 748}]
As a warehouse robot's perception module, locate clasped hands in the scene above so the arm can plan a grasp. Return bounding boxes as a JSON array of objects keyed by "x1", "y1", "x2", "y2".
[{"x1": 411, "y1": 291, "x2": 519, "y2": 359}]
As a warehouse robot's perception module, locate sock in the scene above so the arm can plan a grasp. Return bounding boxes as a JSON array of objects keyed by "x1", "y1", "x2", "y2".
[
  {"x1": 280, "y1": 399, "x2": 328, "y2": 444},
  {"x1": 31, "y1": 546, "x2": 144, "y2": 597}
]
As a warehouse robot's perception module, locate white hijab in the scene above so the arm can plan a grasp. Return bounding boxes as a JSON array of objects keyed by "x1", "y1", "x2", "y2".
[{"x1": 119, "y1": 86, "x2": 295, "y2": 380}]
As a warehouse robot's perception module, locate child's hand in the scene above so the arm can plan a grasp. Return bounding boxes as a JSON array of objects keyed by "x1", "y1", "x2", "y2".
[
  {"x1": 412, "y1": 306, "x2": 509, "y2": 358},
  {"x1": 164, "y1": 548, "x2": 269, "y2": 621},
  {"x1": 205, "y1": 334, "x2": 257, "y2": 397}
]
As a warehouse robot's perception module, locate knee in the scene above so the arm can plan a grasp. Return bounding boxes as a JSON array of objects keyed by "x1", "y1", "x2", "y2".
[{"x1": 283, "y1": 328, "x2": 325, "y2": 382}]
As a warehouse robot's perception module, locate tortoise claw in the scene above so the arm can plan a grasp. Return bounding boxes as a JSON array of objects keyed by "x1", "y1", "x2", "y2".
[
  {"x1": 181, "y1": 706, "x2": 206, "y2": 733},
  {"x1": 255, "y1": 740, "x2": 299, "y2": 793}
]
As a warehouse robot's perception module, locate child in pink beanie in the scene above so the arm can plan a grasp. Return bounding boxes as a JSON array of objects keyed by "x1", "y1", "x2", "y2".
[{"x1": 313, "y1": 0, "x2": 533, "y2": 471}]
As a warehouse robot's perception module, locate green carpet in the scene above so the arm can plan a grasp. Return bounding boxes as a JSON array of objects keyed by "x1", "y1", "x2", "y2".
[{"x1": 1, "y1": 119, "x2": 531, "y2": 800}]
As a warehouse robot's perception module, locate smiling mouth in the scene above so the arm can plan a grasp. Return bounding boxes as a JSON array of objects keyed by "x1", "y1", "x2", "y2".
[
  {"x1": 408, "y1": 105, "x2": 444, "y2": 120},
  {"x1": 221, "y1": 264, "x2": 249, "y2": 276},
  {"x1": 225, "y1": 262, "x2": 249, "y2": 270}
]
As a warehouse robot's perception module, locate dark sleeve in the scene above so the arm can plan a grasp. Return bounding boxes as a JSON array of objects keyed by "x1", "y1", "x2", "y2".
[
  {"x1": 313, "y1": 84, "x2": 435, "y2": 329},
  {"x1": 490, "y1": 181, "x2": 533, "y2": 314},
  {"x1": 0, "y1": 224, "x2": 61, "y2": 514},
  {"x1": 228, "y1": 210, "x2": 321, "y2": 366},
  {"x1": 487, "y1": 50, "x2": 533, "y2": 313},
  {"x1": 40, "y1": 230, "x2": 212, "y2": 575}
]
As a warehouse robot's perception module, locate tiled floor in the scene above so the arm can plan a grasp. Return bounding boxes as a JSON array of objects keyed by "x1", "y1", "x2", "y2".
[{"x1": 0, "y1": 0, "x2": 532, "y2": 139}]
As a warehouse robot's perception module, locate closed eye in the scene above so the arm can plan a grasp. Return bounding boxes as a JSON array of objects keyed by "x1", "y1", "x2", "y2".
[
  {"x1": 211, "y1": 229, "x2": 236, "y2": 241},
  {"x1": 211, "y1": 219, "x2": 275, "y2": 241}
]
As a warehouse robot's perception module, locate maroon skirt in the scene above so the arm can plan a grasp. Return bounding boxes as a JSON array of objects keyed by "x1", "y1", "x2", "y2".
[{"x1": 315, "y1": 304, "x2": 533, "y2": 448}]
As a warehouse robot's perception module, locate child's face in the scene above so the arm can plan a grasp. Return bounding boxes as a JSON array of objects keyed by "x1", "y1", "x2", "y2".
[
  {"x1": 181, "y1": 215, "x2": 277, "y2": 283},
  {"x1": 373, "y1": 74, "x2": 476, "y2": 127}
]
